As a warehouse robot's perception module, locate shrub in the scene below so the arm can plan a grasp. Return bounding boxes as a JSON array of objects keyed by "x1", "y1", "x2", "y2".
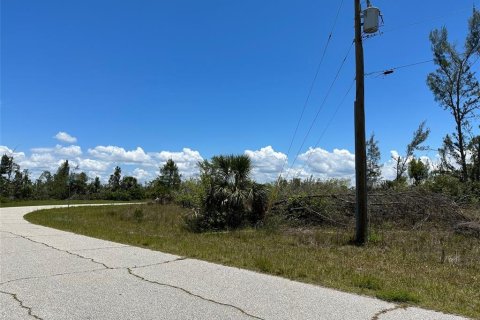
[
  {"x1": 185, "y1": 155, "x2": 268, "y2": 232},
  {"x1": 424, "y1": 174, "x2": 480, "y2": 204}
]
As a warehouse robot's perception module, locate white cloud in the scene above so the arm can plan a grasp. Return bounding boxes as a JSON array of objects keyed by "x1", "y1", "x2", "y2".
[
  {"x1": 298, "y1": 147, "x2": 356, "y2": 180},
  {"x1": 132, "y1": 168, "x2": 151, "y2": 181},
  {"x1": 0, "y1": 146, "x2": 26, "y2": 161},
  {"x1": 88, "y1": 146, "x2": 151, "y2": 163},
  {"x1": 78, "y1": 158, "x2": 110, "y2": 171},
  {"x1": 381, "y1": 150, "x2": 438, "y2": 181},
  {"x1": 18, "y1": 154, "x2": 58, "y2": 172},
  {"x1": 32, "y1": 145, "x2": 82, "y2": 157},
  {"x1": 7, "y1": 142, "x2": 446, "y2": 185},
  {"x1": 152, "y1": 148, "x2": 203, "y2": 177},
  {"x1": 282, "y1": 166, "x2": 313, "y2": 181},
  {"x1": 54, "y1": 132, "x2": 77, "y2": 143},
  {"x1": 245, "y1": 146, "x2": 288, "y2": 182},
  {"x1": 56, "y1": 145, "x2": 82, "y2": 157},
  {"x1": 381, "y1": 152, "x2": 398, "y2": 181}
]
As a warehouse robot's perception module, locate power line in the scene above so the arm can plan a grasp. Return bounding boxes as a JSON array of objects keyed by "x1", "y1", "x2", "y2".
[
  {"x1": 364, "y1": 58, "x2": 434, "y2": 77},
  {"x1": 381, "y1": 4, "x2": 476, "y2": 34},
  {"x1": 365, "y1": 47, "x2": 480, "y2": 78},
  {"x1": 280, "y1": 0, "x2": 345, "y2": 179},
  {"x1": 293, "y1": 79, "x2": 355, "y2": 179},
  {"x1": 282, "y1": 41, "x2": 354, "y2": 181}
]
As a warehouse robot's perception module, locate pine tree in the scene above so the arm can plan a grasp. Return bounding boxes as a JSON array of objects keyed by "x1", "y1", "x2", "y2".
[{"x1": 366, "y1": 133, "x2": 382, "y2": 189}]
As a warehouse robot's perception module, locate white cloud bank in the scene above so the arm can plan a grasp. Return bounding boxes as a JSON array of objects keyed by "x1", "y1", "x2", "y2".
[
  {"x1": 152, "y1": 148, "x2": 204, "y2": 178},
  {"x1": 88, "y1": 146, "x2": 151, "y2": 164},
  {"x1": 54, "y1": 132, "x2": 77, "y2": 143},
  {"x1": 32, "y1": 145, "x2": 82, "y2": 157},
  {"x1": 299, "y1": 148, "x2": 356, "y2": 180},
  {"x1": 245, "y1": 146, "x2": 288, "y2": 182},
  {"x1": 0, "y1": 143, "x2": 439, "y2": 184}
]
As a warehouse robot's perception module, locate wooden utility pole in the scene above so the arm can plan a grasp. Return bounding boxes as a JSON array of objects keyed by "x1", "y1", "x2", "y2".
[{"x1": 354, "y1": 0, "x2": 368, "y2": 245}]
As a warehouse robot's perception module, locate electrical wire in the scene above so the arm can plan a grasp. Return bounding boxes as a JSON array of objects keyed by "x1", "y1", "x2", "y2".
[
  {"x1": 365, "y1": 47, "x2": 480, "y2": 78},
  {"x1": 268, "y1": 40, "x2": 353, "y2": 212},
  {"x1": 282, "y1": 41, "x2": 354, "y2": 181},
  {"x1": 364, "y1": 58, "x2": 434, "y2": 77},
  {"x1": 381, "y1": 4, "x2": 476, "y2": 34},
  {"x1": 293, "y1": 79, "x2": 355, "y2": 179},
  {"x1": 280, "y1": 0, "x2": 345, "y2": 179}
]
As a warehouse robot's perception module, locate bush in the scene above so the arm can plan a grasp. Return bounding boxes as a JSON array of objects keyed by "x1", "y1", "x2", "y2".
[
  {"x1": 173, "y1": 180, "x2": 203, "y2": 208},
  {"x1": 424, "y1": 174, "x2": 480, "y2": 204},
  {"x1": 184, "y1": 155, "x2": 269, "y2": 232}
]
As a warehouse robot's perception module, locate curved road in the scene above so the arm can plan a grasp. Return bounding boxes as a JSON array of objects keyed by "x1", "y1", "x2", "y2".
[{"x1": 0, "y1": 205, "x2": 468, "y2": 319}]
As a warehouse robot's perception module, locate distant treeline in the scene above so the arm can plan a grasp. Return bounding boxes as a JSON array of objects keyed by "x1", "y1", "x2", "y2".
[{"x1": 0, "y1": 155, "x2": 182, "y2": 202}]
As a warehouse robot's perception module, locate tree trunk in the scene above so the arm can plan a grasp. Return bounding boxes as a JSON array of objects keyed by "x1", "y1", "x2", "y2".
[{"x1": 456, "y1": 122, "x2": 468, "y2": 182}]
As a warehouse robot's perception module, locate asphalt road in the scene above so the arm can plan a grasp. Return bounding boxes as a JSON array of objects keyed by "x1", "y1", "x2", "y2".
[{"x1": 0, "y1": 205, "x2": 469, "y2": 320}]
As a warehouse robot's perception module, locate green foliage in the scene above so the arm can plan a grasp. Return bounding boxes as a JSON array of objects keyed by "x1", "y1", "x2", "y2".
[
  {"x1": 276, "y1": 177, "x2": 350, "y2": 198},
  {"x1": 149, "y1": 159, "x2": 182, "y2": 203},
  {"x1": 173, "y1": 179, "x2": 203, "y2": 208},
  {"x1": 272, "y1": 178, "x2": 351, "y2": 226},
  {"x1": 0, "y1": 154, "x2": 148, "y2": 201},
  {"x1": 468, "y1": 135, "x2": 480, "y2": 181},
  {"x1": 366, "y1": 133, "x2": 382, "y2": 189},
  {"x1": 133, "y1": 208, "x2": 144, "y2": 222},
  {"x1": 376, "y1": 289, "x2": 420, "y2": 303},
  {"x1": 408, "y1": 158, "x2": 429, "y2": 185},
  {"x1": 353, "y1": 275, "x2": 382, "y2": 291},
  {"x1": 52, "y1": 160, "x2": 70, "y2": 199},
  {"x1": 70, "y1": 172, "x2": 88, "y2": 196},
  {"x1": 392, "y1": 121, "x2": 430, "y2": 181},
  {"x1": 381, "y1": 176, "x2": 408, "y2": 190},
  {"x1": 424, "y1": 174, "x2": 480, "y2": 204},
  {"x1": 89, "y1": 177, "x2": 102, "y2": 194},
  {"x1": 0, "y1": 154, "x2": 19, "y2": 198},
  {"x1": 11, "y1": 169, "x2": 32, "y2": 199},
  {"x1": 120, "y1": 176, "x2": 144, "y2": 199},
  {"x1": 160, "y1": 159, "x2": 181, "y2": 190},
  {"x1": 427, "y1": 9, "x2": 480, "y2": 181},
  {"x1": 186, "y1": 154, "x2": 268, "y2": 231},
  {"x1": 108, "y1": 166, "x2": 122, "y2": 192}
]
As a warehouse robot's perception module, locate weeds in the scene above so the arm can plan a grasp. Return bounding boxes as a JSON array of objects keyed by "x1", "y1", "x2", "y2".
[
  {"x1": 376, "y1": 290, "x2": 420, "y2": 303},
  {"x1": 353, "y1": 275, "x2": 383, "y2": 290}
]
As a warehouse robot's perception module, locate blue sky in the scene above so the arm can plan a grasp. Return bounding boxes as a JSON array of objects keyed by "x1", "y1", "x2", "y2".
[{"x1": 1, "y1": 0, "x2": 479, "y2": 182}]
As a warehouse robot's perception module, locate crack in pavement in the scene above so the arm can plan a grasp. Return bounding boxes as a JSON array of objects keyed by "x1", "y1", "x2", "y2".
[
  {"x1": 0, "y1": 257, "x2": 187, "y2": 286},
  {"x1": 0, "y1": 290, "x2": 44, "y2": 320},
  {"x1": 73, "y1": 245, "x2": 130, "y2": 251},
  {"x1": 2, "y1": 230, "x2": 263, "y2": 319},
  {"x1": 2, "y1": 231, "x2": 114, "y2": 269},
  {"x1": 126, "y1": 267, "x2": 265, "y2": 320},
  {"x1": 0, "y1": 268, "x2": 108, "y2": 286},
  {"x1": 371, "y1": 305, "x2": 408, "y2": 320},
  {"x1": 131, "y1": 257, "x2": 187, "y2": 269}
]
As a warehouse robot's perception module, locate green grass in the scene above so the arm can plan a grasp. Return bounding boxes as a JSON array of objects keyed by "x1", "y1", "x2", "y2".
[
  {"x1": 0, "y1": 199, "x2": 144, "y2": 208},
  {"x1": 376, "y1": 289, "x2": 420, "y2": 303},
  {"x1": 24, "y1": 204, "x2": 480, "y2": 319}
]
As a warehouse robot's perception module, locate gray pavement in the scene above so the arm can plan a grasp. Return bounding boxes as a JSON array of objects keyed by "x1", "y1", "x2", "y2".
[{"x1": 0, "y1": 205, "x2": 469, "y2": 319}]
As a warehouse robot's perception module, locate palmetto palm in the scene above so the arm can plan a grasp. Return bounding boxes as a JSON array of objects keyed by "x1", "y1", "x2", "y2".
[{"x1": 198, "y1": 154, "x2": 267, "y2": 229}]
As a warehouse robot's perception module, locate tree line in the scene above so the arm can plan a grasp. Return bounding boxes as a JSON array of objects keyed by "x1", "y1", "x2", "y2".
[{"x1": 0, "y1": 156, "x2": 182, "y2": 202}]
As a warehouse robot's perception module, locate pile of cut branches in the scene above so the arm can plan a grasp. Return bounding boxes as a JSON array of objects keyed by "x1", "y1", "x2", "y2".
[{"x1": 271, "y1": 190, "x2": 471, "y2": 232}]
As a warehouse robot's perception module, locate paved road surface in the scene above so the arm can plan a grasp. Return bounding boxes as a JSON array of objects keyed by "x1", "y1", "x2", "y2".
[{"x1": 0, "y1": 205, "x2": 468, "y2": 319}]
